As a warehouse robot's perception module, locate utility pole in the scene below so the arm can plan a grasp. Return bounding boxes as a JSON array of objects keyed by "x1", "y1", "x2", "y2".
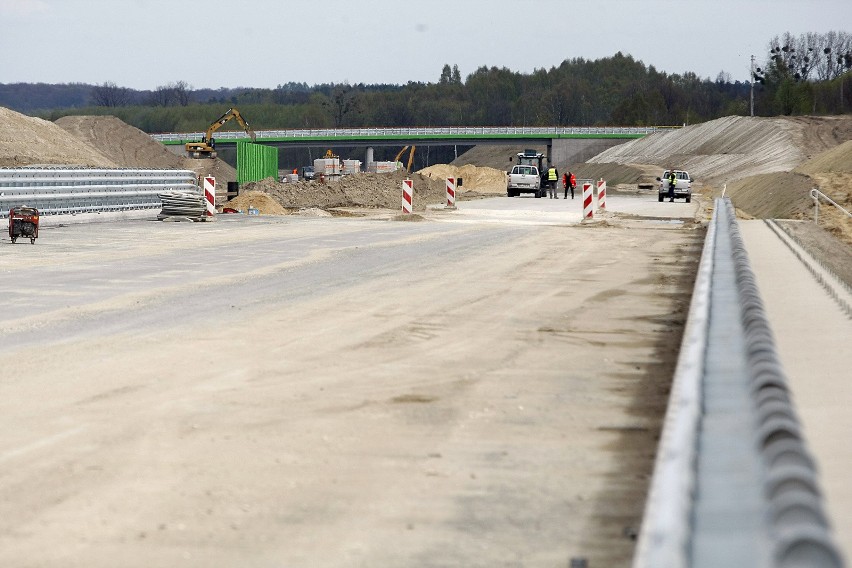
[{"x1": 750, "y1": 55, "x2": 755, "y2": 117}]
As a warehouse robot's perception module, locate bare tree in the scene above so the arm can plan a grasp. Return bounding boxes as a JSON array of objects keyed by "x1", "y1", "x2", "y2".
[
  {"x1": 150, "y1": 81, "x2": 193, "y2": 106},
  {"x1": 767, "y1": 31, "x2": 852, "y2": 82},
  {"x1": 91, "y1": 81, "x2": 131, "y2": 107},
  {"x1": 173, "y1": 81, "x2": 192, "y2": 106},
  {"x1": 149, "y1": 85, "x2": 172, "y2": 106}
]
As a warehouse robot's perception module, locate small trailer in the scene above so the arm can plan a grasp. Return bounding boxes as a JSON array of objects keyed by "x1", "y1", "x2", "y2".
[{"x1": 9, "y1": 206, "x2": 39, "y2": 244}]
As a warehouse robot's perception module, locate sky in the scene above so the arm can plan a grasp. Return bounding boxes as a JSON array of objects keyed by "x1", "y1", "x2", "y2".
[{"x1": 1, "y1": 0, "x2": 849, "y2": 91}]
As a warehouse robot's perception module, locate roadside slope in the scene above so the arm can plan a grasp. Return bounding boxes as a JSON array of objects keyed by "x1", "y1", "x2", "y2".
[{"x1": 588, "y1": 116, "x2": 804, "y2": 185}]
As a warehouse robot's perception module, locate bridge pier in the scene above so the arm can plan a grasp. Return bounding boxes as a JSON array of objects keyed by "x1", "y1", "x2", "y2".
[{"x1": 366, "y1": 147, "x2": 374, "y2": 166}]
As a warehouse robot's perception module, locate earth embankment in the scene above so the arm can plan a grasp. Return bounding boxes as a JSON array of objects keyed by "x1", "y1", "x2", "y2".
[{"x1": 582, "y1": 115, "x2": 852, "y2": 244}]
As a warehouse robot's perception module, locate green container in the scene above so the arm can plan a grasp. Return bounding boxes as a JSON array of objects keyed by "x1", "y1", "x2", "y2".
[{"x1": 237, "y1": 141, "x2": 279, "y2": 184}]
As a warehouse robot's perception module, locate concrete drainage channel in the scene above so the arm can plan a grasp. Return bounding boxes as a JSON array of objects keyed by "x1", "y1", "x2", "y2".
[{"x1": 633, "y1": 198, "x2": 844, "y2": 568}]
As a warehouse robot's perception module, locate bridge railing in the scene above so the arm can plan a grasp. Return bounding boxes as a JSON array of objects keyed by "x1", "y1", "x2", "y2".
[{"x1": 151, "y1": 125, "x2": 662, "y2": 143}]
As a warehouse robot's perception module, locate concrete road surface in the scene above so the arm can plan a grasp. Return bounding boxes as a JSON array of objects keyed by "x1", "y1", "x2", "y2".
[
  {"x1": 739, "y1": 220, "x2": 852, "y2": 558},
  {"x1": 0, "y1": 194, "x2": 703, "y2": 567}
]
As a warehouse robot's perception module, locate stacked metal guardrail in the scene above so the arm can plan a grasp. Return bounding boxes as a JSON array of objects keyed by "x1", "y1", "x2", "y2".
[
  {"x1": 633, "y1": 198, "x2": 844, "y2": 568},
  {"x1": 0, "y1": 167, "x2": 199, "y2": 217},
  {"x1": 157, "y1": 190, "x2": 206, "y2": 220}
]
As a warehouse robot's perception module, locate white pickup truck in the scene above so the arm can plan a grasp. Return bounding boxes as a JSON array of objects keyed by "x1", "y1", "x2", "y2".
[
  {"x1": 657, "y1": 169, "x2": 693, "y2": 202},
  {"x1": 507, "y1": 165, "x2": 543, "y2": 198}
]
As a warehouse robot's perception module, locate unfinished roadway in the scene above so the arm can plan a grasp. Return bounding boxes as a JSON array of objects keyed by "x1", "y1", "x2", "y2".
[{"x1": 0, "y1": 194, "x2": 701, "y2": 567}]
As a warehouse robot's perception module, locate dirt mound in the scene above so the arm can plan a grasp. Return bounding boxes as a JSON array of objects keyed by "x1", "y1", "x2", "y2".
[
  {"x1": 0, "y1": 106, "x2": 116, "y2": 168},
  {"x1": 54, "y1": 114, "x2": 238, "y2": 199},
  {"x1": 223, "y1": 190, "x2": 291, "y2": 215},
  {"x1": 55, "y1": 115, "x2": 186, "y2": 169},
  {"x1": 418, "y1": 163, "x2": 507, "y2": 193},
  {"x1": 229, "y1": 170, "x2": 448, "y2": 212}
]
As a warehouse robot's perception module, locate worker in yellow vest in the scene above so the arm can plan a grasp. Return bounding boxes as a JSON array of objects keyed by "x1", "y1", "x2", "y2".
[{"x1": 547, "y1": 165, "x2": 559, "y2": 199}]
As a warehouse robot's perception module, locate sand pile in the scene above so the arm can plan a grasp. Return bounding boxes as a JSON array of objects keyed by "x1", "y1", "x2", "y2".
[
  {"x1": 55, "y1": 115, "x2": 186, "y2": 170},
  {"x1": 418, "y1": 164, "x2": 507, "y2": 193},
  {"x1": 229, "y1": 170, "x2": 448, "y2": 213},
  {"x1": 224, "y1": 190, "x2": 291, "y2": 215},
  {"x1": 0, "y1": 106, "x2": 116, "y2": 167},
  {"x1": 54, "y1": 115, "x2": 237, "y2": 201}
]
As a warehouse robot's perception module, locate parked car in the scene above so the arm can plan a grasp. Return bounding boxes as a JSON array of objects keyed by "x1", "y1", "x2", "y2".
[
  {"x1": 300, "y1": 165, "x2": 316, "y2": 181},
  {"x1": 507, "y1": 165, "x2": 543, "y2": 198},
  {"x1": 657, "y1": 170, "x2": 693, "y2": 202}
]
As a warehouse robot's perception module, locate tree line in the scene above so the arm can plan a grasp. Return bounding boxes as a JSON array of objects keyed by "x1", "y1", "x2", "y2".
[{"x1": 0, "y1": 32, "x2": 848, "y2": 136}]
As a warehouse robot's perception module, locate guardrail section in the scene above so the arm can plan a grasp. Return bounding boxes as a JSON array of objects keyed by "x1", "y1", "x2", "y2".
[
  {"x1": 633, "y1": 198, "x2": 844, "y2": 568},
  {"x1": 0, "y1": 168, "x2": 199, "y2": 217}
]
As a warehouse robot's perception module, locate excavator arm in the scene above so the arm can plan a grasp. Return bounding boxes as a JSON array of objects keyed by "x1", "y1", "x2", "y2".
[
  {"x1": 204, "y1": 107, "x2": 256, "y2": 144},
  {"x1": 393, "y1": 145, "x2": 416, "y2": 173},
  {"x1": 186, "y1": 107, "x2": 256, "y2": 158}
]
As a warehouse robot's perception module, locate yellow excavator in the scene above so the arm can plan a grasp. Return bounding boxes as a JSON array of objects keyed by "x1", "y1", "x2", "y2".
[
  {"x1": 185, "y1": 107, "x2": 256, "y2": 158},
  {"x1": 394, "y1": 145, "x2": 416, "y2": 173}
]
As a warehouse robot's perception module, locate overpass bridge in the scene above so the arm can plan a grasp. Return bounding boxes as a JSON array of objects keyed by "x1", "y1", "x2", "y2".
[{"x1": 152, "y1": 126, "x2": 667, "y2": 166}]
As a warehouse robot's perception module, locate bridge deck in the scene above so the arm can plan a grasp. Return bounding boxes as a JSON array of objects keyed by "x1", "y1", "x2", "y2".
[{"x1": 152, "y1": 126, "x2": 662, "y2": 146}]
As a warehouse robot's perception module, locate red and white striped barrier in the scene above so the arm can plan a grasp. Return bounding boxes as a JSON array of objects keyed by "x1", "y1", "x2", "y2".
[
  {"x1": 445, "y1": 177, "x2": 456, "y2": 209},
  {"x1": 203, "y1": 176, "x2": 216, "y2": 217},
  {"x1": 597, "y1": 178, "x2": 607, "y2": 210},
  {"x1": 583, "y1": 182, "x2": 594, "y2": 219},
  {"x1": 402, "y1": 178, "x2": 413, "y2": 214}
]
